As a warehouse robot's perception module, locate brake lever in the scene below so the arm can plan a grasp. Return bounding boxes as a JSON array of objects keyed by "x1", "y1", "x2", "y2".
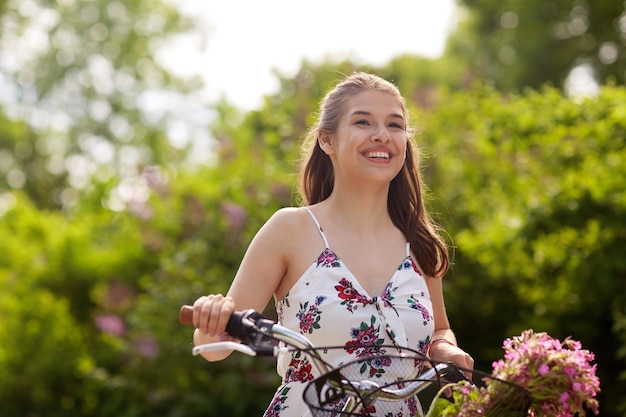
[{"x1": 193, "y1": 341, "x2": 257, "y2": 357}]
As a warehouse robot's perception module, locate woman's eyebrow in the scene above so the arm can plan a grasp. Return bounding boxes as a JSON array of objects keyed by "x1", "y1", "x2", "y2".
[{"x1": 349, "y1": 110, "x2": 404, "y2": 120}]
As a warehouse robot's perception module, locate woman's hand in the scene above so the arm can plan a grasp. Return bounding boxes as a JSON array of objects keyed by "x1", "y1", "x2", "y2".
[
  {"x1": 192, "y1": 294, "x2": 235, "y2": 339},
  {"x1": 429, "y1": 341, "x2": 474, "y2": 375}
]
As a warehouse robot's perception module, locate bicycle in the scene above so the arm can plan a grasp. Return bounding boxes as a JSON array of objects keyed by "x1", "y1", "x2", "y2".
[{"x1": 179, "y1": 306, "x2": 531, "y2": 417}]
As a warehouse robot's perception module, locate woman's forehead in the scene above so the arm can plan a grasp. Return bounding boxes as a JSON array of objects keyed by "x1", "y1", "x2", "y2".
[{"x1": 343, "y1": 90, "x2": 405, "y2": 117}]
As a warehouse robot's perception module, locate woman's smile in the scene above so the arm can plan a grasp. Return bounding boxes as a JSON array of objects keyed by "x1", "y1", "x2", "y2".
[{"x1": 364, "y1": 151, "x2": 390, "y2": 159}]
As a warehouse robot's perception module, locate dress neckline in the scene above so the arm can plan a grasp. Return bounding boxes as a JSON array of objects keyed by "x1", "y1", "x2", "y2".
[
  {"x1": 315, "y1": 247, "x2": 415, "y2": 299},
  {"x1": 301, "y1": 207, "x2": 414, "y2": 298}
]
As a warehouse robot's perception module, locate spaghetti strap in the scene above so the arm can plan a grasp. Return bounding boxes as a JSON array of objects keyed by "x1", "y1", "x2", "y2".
[
  {"x1": 303, "y1": 207, "x2": 330, "y2": 248},
  {"x1": 405, "y1": 241, "x2": 411, "y2": 257}
]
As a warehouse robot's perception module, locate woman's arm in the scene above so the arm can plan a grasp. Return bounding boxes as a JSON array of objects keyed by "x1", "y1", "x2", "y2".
[
  {"x1": 425, "y1": 276, "x2": 474, "y2": 371},
  {"x1": 192, "y1": 208, "x2": 296, "y2": 361}
]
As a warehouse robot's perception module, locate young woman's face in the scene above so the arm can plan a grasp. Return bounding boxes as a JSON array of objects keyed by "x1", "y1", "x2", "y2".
[{"x1": 323, "y1": 90, "x2": 408, "y2": 183}]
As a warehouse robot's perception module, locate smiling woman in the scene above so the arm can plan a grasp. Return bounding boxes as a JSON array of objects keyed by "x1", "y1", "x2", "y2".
[{"x1": 188, "y1": 71, "x2": 473, "y2": 417}]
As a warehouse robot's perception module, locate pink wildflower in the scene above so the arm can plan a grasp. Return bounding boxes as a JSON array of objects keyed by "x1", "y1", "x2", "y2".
[
  {"x1": 428, "y1": 330, "x2": 600, "y2": 417},
  {"x1": 492, "y1": 330, "x2": 601, "y2": 416}
]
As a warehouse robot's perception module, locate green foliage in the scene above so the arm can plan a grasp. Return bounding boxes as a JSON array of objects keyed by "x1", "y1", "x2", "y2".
[
  {"x1": 419, "y1": 84, "x2": 626, "y2": 416},
  {"x1": 0, "y1": 166, "x2": 285, "y2": 416},
  {"x1": 0, "y1": 0, "x2": 204, "y2": 209},
  {"x1": 0, "y1": 195, "x2": 99, "y2": 415},
  {"x1": 446, "y1": 0, "x2": 626, "y2": 90}
]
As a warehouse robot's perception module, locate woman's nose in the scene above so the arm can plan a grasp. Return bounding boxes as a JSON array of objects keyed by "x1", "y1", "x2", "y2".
[{"x1": 373, "y1": 126, "x2": 391, "y2": 142}]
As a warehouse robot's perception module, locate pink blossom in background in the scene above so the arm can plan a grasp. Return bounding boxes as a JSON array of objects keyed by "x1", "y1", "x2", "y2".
[
  {"x1": 127, "y1": 199, "x2": 154, "y2": 220},
  {"x1": 100, "y1": 280, "x2": 136, "y2": 311},
  {"x1": 142, "y1": 166, "x2": 169, "y2": 196},
  {"x1": 134, "y1": 336, "x2": 159, "y2": 359},
  {"x1": 95, "y1": 314, "x2": 127, "y2": 336},
  {"x1": 221, "y1": 202, "x2": 247, "y2": 229}
]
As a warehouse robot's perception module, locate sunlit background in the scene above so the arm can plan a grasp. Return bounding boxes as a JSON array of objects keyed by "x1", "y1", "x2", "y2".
[
  {"x1": 0, "y1": 1, "x2": 625, "y2": 416},
  {"x1": 164, "y1": 0, "x2": 457, "y2": 109}
]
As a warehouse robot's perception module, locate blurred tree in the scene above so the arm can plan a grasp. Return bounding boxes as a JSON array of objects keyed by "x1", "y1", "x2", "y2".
[
  {"x1": 0, "y1": 191, "x2": 152, "y2": 416},
  {"x1": 0, "y1": 0, "x2": 208, "y2": 210},
  {"x1": 445, "y1": 0, "x2": 626, "y2": 90},
  {"x1": 419, "y1": 84, "x2": 626, "y2": 416}
]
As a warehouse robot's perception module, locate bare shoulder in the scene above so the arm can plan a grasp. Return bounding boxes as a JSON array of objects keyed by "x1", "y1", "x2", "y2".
[
  {"x1": 269, "y1": 206, "x2": 308, "y2": 222},
  {"x1": 262, "y1": 207, "x2": 325, "y2": 300},
  {"x1": 229, "y1": 207, "x2": 314, "y2": 303},
  {"x1": 251, "y1": 207, "x2": 317, "y2": 254},
  {"x1": 262, "y1": 206, "x2": 311, "y2": 236}
]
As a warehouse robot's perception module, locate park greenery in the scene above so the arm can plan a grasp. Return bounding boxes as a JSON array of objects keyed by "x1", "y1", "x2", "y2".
[{"x1": 0, "y1": 0, "x2": 625, "y2": 416}]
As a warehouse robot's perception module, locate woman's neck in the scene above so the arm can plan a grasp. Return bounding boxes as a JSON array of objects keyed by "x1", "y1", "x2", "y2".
[{"x1": 320, "y1": 184, "x2": 393, "y2": 235}]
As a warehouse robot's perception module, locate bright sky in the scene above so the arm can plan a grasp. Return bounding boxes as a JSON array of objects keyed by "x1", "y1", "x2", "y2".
[{"x1": 169, "y1": 0, "x2": 459, "y2": 110}]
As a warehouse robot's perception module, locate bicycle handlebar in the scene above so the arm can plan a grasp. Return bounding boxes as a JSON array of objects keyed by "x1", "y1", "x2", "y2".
[
  {"x1": 179, "y1": 304, "x2": 467, "y2": 381},
  {"x1": 180, "y1": 304, "x2": 530, "y2": 416},
  {"x1": 179, "y1": 305, "x2": 268, "y2": 342},
  {"x1": 180, "y1": 305, "x2": 332, "y2": 374},
  {"x1": 180, "y1": 305, "x2": 255, "y2": 338}
]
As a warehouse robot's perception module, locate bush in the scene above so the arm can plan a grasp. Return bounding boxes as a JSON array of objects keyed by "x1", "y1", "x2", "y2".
[{"x1": 420, "y1": 84, "x2": 626, "y2": 416}]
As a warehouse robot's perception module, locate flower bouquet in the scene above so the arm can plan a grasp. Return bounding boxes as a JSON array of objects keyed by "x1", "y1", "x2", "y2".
[{"x1": 427, "y1": 330, "x2": 601, "y2": 417}]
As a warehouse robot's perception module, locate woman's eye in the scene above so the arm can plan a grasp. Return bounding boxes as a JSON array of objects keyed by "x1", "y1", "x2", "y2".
[
  {"x1": 355, "y1": 120, "x2": 369, "y2": 125},
  {"x1": 389, "y1": 122, "x2": 403, "y2": 129}
]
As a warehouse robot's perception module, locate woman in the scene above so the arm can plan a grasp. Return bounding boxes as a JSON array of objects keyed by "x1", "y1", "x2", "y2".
[{"x1": 191, "y1": 72, "x2": 473, "y2": 416}]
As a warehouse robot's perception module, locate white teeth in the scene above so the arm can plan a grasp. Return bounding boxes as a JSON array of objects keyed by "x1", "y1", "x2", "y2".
[{"x1": 366, "y1": 151, "x2": 390, "y2": 159}]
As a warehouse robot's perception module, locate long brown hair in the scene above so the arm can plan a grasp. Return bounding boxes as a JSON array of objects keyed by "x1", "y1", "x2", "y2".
[{"x1": 297, "y1": 72, "x2": 449, "y2": 279}]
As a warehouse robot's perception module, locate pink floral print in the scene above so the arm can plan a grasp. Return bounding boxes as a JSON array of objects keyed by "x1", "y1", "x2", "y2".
[
  {"x1": 316, "y1": 248, "x2": 341, "y2": 268},
  {"x1": 407, "y1": 294, "x2": 433, "y2": 326},
  {"x1": 268, "y1": 226, "x2": 433, "y2": 416},
  {"x1": 285, "y1": 351, "x2": 314, "y2": 383},
  {"x1": 297, "y1": 295, "x2": 326, "y2": 334},
  {"x1": 335, "y1": 277, "x2": 374, "y2": 312},
  {"x1": 265, "y1": 385, "x2": 290, "y2": 417}
]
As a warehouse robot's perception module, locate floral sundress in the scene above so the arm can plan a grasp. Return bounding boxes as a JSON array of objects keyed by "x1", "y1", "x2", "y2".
[{"x1": 263, "y1": 207, "x2": 435, "y2": 417}]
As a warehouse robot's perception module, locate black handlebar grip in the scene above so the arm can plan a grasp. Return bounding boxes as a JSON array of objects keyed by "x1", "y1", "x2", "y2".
[
  {"x1": 224, "y1": 309, "x2": 249, "y2": 340},
  {"x1": 442, "y1": 362, "x2": 469, "y2": 383},
  {"x1": 178, "y1": 306, "x2": 263, "y2": 342}
]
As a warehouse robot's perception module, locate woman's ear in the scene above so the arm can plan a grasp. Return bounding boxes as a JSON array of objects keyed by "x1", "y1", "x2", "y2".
[{"x1": 318, "y1": 133, "x2": 333, "y2": 155}]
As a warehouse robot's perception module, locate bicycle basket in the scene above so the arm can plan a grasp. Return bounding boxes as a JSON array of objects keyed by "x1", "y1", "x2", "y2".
[
  {"x1": 302, "y1": 345, "x2": 444, "y2": 417},
  {"x1": 302, "y1": 345, "x2": 531, "y2": 417}
]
